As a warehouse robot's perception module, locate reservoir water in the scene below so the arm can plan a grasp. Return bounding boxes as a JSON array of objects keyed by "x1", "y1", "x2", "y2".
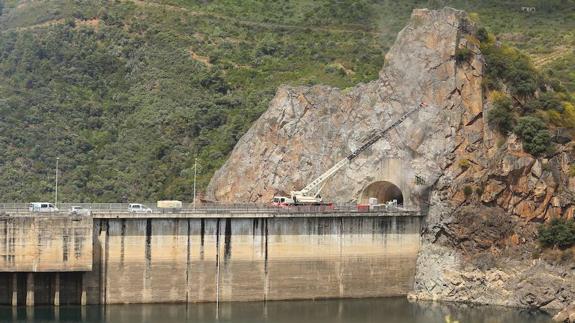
[{"x1": 0, "y1": 297, "x2": 552, "y2": 323}]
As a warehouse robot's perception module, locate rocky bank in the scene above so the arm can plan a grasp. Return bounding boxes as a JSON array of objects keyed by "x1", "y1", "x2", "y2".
[{"x1": 207, "y1": 8, "x2": 575, "y2": 313}]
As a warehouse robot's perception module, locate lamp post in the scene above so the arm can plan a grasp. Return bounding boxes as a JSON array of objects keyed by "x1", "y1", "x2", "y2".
[
  {"x1": 193, "y1": 158, "x2": 198, "y2": 210},
  {"x1": 55, "y1": 157, "x2": 60, "y2": 208}
]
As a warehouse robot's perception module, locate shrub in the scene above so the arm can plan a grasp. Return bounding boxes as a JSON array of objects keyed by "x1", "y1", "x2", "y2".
[
  {"x1": 513, "y1": 116, "x2": 552, "y2": 156},
  {"x1": 65, "y1": 17, "x2": 76, "y2": 28},
  {"x1": 324, "y1": 63, "x2": 346, "y2": 76},
  {"x1": 455, "y1": 47, "x2": 473, "y2": 64},
  {"x1": 481, "y1": 43, "x2": 540, "y2": 97},
  {"x1": 525, "y1": 92, "x2": 564, "y2": 113},
  {"x1": 458, "y1": 159, "x2": 471, "y2": 170},
  {"x1": 463, "y1": 185, "x2": 473, "y2": 197},
  {"x1": 475, "y1": 186, "x2": 484, "y2": 196},
  {"x1": 569, "y1": 165, "x2": 575, "y2": 177},
  {"x1": 487, "y1": 93, "x2": 515, "y2": 134},
  {"x1": 476, "y1": 27, "x2": 489, "y2": 43},
  {"x1": 538, "y1": 218, "x2": 575, "y2": 249},
  {"x1": 561, "y1": 102, "x2": 575, "y2": 129}
]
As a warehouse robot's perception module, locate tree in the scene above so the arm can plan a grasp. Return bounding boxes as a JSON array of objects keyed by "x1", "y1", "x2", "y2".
[
  {"x1": 538, "y1": 218, "x2": 575, "y2": 249},
  {"x1": 513, "y1": 116, "x2": 552, "y2": 156},
  {"x1": 487, "y1": 94, "x2": 515, "y2": 134},
  {"x1": 476, "y1": 27, "x2": 489, "y2": 43},
  {"x1": 525, "y1": 92, "x2": 563, "y2": 113}
]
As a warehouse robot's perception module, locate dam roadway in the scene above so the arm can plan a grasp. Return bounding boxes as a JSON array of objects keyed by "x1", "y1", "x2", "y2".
[{"x1": 0, "y1": 207, "x2": 423, "y2": 306}]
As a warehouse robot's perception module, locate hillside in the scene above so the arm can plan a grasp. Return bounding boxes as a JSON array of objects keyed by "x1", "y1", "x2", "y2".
[{"x1": 0, "y1": 0, "x2": 573, "y2": 202}]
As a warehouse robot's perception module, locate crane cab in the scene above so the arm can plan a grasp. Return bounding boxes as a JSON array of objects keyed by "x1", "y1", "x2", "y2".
[{"x1": 272, "y1": 196, "x2": 295, "y2": 207}]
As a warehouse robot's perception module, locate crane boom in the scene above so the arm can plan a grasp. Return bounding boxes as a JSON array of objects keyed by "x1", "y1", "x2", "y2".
[{"x1": 285, "y1": 102, "x2": 425, "y2": 204}]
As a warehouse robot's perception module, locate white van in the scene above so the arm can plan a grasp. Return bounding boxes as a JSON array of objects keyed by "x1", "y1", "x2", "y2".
[
  {"x1": 128, "y1": 203, "x2": 152, "y2": 213},
  {"x1": 29, "y1": 202, "x2": 59, "y2": 213}
]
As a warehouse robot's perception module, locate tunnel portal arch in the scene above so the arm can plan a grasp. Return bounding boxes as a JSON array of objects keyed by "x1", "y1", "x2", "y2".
[{"x1": 358, "y1": 181, "x2": 404, "y2": 206}]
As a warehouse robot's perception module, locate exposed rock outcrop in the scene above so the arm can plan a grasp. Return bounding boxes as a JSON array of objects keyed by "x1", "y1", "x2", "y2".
[
  {"x1": 208, "y1": 8, "x2": 481, "y2": 211},
  {"x1": 207, "y1": 7, "x2": 575, "y2": 311},
  {"x1": 554, "y1": 301, "x2": 575, "y2": 322}
]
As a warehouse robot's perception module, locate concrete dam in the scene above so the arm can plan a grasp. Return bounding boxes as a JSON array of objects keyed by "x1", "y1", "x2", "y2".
[{"x1": 0, "y1": 211, "x2": 422, "y2": 305}]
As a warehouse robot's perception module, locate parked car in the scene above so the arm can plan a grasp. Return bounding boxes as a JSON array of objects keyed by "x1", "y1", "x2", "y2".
[
  {"x1": 128, "y1": 203, "x2": 152, "y2": 213},
  {"x1": 69, "y1": 206, "x2": 91, "y2": 216},
  {"x1": 29, "y1": 202, "x2": 58, "y2": 213}
]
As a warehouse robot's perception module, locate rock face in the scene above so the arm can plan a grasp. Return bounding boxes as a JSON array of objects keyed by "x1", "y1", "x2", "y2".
[
  {"x1": 554, "y1": 301, "x2": 575, "y2": 322},
  {"x1": 208, "y1": 8, "x2": 480, "y2": 209},
  {"x1": 207, "y1": 7, "x2": 575, "y2": 310}
]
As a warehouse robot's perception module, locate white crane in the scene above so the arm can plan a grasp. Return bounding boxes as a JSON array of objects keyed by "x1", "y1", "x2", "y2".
[{"x1": 272, "y1": 102, "x2": 426, "y2": 206}]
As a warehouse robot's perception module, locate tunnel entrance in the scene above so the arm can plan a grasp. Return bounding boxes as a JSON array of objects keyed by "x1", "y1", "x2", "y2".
[{"x1": 358, "y1": 181, "x2": 404, "y2": 206}]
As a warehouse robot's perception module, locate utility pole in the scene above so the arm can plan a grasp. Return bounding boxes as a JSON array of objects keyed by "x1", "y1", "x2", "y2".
[
  {"x1": 55, "y1": 157, "x2": 60, "y2": 208},
  {"x1": 193, "y1": 158, "x2": 198, "y2": 210}
]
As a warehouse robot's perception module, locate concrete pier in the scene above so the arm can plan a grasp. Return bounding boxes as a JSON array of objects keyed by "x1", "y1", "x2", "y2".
[
  {"x1": 53, "y1": 273, "x2": 60, "y2": 306},
  {"x1": 25, "y1": 273, "x2": 33, "y2": 306},
  {"x1": 0, "y1": 212, "x2": 422, "y2": 305}
]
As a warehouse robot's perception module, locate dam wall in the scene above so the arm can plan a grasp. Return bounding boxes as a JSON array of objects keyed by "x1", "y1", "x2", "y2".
[
  {"x1": 0, "y1": 213, "x2": 422, "y2": 305},
  {"x1": 0, "y1": 215, "x2": 92, "y2": 272}
]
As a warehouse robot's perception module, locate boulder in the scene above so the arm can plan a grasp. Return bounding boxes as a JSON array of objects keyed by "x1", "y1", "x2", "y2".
[{"x1": 481, "y1": 180, "x2": 506, "y2": 203}]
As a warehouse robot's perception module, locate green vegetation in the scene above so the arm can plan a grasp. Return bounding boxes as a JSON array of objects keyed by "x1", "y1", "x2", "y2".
[
  {"x1": 513, "y1": 116, "x2": 552, "y2": 155},
  {"x1": 482, "y1": 43, "x2": 541, "y2": 98},
  {"x1": 525, "y1": 92, "x2": 563, "y2": 113},
  {"x1": 463, "y1": 185, "x2": 473, "y2": 198},
  {"x1": 0, "y1": 0, "x2": 573, "y2": 202},
  {"x1": 0, "y1": 0, "x2": 384, "y2": 202},
  {"x1": 458, "y1": 159, "x2": 470, "y2": 170},
  {"x1": 474, "y1": 187, "x2": 483, "y2": 197},
  {"x1": 487, "y1": 92, "x2": 515, "y2": 134},
  {"x1": 538, "y1": 218, "x2": 575, "y2": 249},
  {"x1": 480, "y1": 21, "x2": 574, "y2": 155},
  {"x1": 454, "y1": 47, "x2": 473, "y2": 64}
]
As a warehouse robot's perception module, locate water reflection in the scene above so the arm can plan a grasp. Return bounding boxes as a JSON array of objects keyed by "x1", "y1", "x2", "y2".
[{"x1": 0, "y1": 297, "x2": 552, "y2": 323}]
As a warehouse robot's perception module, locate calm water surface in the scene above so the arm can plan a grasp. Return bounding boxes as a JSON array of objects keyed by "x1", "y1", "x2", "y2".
[{"x1": 0, "y1": 297, "x2": 552, "y2": 323}]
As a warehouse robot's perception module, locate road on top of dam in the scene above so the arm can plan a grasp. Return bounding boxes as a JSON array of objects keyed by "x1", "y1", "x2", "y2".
[{"x1": 0, "y1": 203, "x2": 422, "y2": 218}]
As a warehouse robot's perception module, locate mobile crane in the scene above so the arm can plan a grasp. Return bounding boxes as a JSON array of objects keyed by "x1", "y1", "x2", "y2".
[{"x1": 272, "y1": 102, "x2": 426, "y2": 206}]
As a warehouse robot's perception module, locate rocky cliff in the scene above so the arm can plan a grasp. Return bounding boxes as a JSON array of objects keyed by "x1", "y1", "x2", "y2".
[
  {"x1": 208, "y1": 8, "x2": 482, "y2": 209},
  {"x1": 207, "y1": 8, "x2": 575, "y2": 311}
]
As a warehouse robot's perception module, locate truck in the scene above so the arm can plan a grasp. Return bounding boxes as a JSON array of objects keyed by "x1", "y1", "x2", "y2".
[
  {"x1": 157, "y1": 200, "x2": 183, "y2": 213},
  {"x1": 272, "y1": 102, "x2": 426, "y2": 206}
]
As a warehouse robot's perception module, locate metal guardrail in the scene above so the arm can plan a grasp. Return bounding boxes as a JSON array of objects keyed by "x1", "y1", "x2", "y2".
[{"x1": 0, "y1": 202, "x2": 419, "y2": 216}]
